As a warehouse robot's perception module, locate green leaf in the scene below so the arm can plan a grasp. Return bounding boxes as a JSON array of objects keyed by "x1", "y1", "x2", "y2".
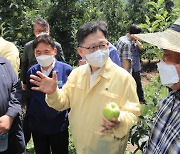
[
  {"x1": 157, "y1": 0, "x2": 165, "y2": 8},
  {"x1": 163, "y1": 11, "x2": 168, "y2": 18},
  {"x1": 140, "y1": 104, "x2": 149, "y2": 116},
  {"x1": 147, "y1": 1, "x2": 158, "y2": 10},
  {"x1": 145, "y1": 15, "x2": 150, "y2": 25},
  {"x1": 139, "y1": 24, "x2": 149, "y2": 30},
  {"x1": 155, "y1": 15, "x2": 164, "y2": 20},
  {"x1": 152, "y1": 20, "x2": 161, "y2": 26}
]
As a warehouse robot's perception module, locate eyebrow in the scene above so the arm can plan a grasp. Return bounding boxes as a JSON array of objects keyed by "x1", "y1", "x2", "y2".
[{"x1": 87, "y1": 40, "x2": 107, "y2": 47}]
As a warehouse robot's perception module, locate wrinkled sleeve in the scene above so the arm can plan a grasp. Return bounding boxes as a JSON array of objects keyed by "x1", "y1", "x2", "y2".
[
  {"x1": 113, "y1": 76, "x2": 140, "y2": 138},
  {"x1": 2, "y1": 43, "x2": 20, "y2": 75},
  {"x1": 45, "y1": 71, "x2": 74, "y2": 111},
  {"x1": 6, "y1": 61, "x2": 22, "y2": 118}
]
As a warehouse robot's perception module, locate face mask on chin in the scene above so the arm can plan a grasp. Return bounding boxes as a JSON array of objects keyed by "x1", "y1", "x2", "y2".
[
  {"x1": 36, "y1": 55, "x2": 54, "y2": 67},
  {"x1": 85, "y1": 49, "x2": 109, "y2": 67},
  {"x1": 157, "y1": 60, "x2": 180, "y2": 88}
]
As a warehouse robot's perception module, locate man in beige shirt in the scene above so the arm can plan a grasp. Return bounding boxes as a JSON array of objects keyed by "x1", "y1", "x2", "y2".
[
  {"x1": 0, "y1": 28, "x2": 20, "y2": 74},
  {"x1": 30, "y1": 21, "x2": 140, "y2": 154}
]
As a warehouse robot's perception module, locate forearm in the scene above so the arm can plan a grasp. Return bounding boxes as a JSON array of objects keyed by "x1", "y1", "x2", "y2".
[
  {"x1": 136, "y1": 40, "x2": 143, "y2": 51},
  {"x1": 46, "y1": 87, "x2": 70, "y2": 111},
  {"x1": 113, "y1": 111, "x2": 138, "y2": 138},
  {"x1": 113, "y1": 77, "x2": 140, "y2": 138},
  {"x1": 122, "y1": 59, "x2": 131, "y2": 72},
  {"x1": 6, "y1": 80, "x2": 22, "y2": 118}
]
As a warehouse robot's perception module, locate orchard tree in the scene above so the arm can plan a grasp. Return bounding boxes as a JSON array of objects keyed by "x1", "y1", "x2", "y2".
[{"x1": 0, "y1": 0, "x2": 50, "y2": 53}]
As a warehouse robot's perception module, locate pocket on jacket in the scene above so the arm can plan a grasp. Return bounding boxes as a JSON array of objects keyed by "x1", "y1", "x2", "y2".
[{"x1": 92, "y1": 131, "x2": 124, "y2": 154}]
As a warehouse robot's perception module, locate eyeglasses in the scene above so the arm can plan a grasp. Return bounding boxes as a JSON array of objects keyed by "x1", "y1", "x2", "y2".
[{"x1": 80, "y1": 42, "x2": 109, "y2": 53}]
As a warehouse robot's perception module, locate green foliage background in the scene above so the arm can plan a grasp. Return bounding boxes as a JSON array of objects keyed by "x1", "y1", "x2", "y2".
[
  {"x1": 1, "y1": 0, "x2": 179, "y2": 65},
  {"x1": 0, "y1": 0, "x2": 179, "y2": 153}
]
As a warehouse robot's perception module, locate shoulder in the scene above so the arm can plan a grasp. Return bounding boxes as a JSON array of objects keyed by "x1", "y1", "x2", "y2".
[
  {"x1": 25, "y1": 40, "x2": 33, "y2": 47},
  {"x1": 1, "y1": 39, "x2": 18, "y2": 51},
  {"x1": 68, "y1": 64, "x2": 87, "y2": 78},
  {"x1": 108, "y1": 60, "x2": 134, "y2": 81},
  {"x1": 27, "y1": 64, "x2": 39, "y2": 74},
  {"x1": 109, "y1": 43, "x2": 117, "y2": 51},
  {"x1": 118, "y1": 35, "x2": 130, "y2": 44},
  {"x1": 6, "y1": 41, "x2": 17, "y2": 48},
  {"x1": 54, "y1": 41, "x2": 62, "y2": 47},
  {"x1": 55, "y1": 61, "x2": 72, "y2": 70}
]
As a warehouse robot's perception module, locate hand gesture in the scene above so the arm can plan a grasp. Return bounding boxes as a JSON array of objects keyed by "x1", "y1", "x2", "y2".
[
  {"x1": 100, "y1": 117, "x2": 120, "y2": 132},
  {"x1": 30, "y1": 71, "x2": 57, "y2": 94}
]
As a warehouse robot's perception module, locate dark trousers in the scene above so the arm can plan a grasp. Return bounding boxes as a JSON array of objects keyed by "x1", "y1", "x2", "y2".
[
  {"x1": 32, "y1": 129, "x2": 69, "y2": 154},
  {"x1": 132, "y1": 70, "x2": 145, "y2": 103},
  {"x1": 23, "y1": 114, "x2": 31, "y2": 145},
  {"x1": 22, "y1": 90, "x2": 31, "y2": 145}
]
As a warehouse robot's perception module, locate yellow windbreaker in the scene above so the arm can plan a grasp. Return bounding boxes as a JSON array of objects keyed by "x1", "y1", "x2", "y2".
[
  {"x1": 0, "y1": 37, "x2": 20, "y2": 74},
  {"x1": 46, "y1": 58, "x2": 140, "y2": 154}
]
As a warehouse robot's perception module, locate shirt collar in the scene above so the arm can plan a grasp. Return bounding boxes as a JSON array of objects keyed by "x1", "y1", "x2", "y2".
[
  {"x1": 41, "y1": 59, "x2": 55, "y2": 76},
  {"x1": 82, "y1": 58, "x2": 112, "y2": 79}
]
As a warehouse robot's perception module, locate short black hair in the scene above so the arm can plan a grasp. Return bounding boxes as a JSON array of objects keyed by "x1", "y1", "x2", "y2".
[
  {"x1": 76, "y1": 20, "x2": 108, "y2": 46},
  {"x1": 129, "y1": 24, "x2": 142, "y2": 34},
  {"x1": 33, "y1": 18, "x2": 49, "y2": 30},
  {"x1": 33, "y1": 34, "x2": 55, "y2": 50}
]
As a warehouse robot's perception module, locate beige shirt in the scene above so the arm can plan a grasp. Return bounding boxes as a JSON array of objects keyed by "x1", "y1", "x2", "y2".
[
  {"x1": 46, "y1": 58, "x2": 140, "y2": 154},
  {"x1": 0, "y1": 37, "x2": 20, "y2": 74}
]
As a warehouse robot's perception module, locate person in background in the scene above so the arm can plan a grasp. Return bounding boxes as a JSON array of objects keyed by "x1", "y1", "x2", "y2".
[
  {"x1": 29, "y1": 21, "x2": 140, "y2": 154},
  {"x1": 26, "y1": 34, "x2": 72, "y2": 154},
  {"x1": 78, "y1": 21, "x2": 121, "y2": 67},
  {"x1": 0, "y1": 27, "x2": 20, "y2": 75},
  {"x1": 135, "y1": 18, "x2": 180, "y2": 154},
  {"x1": 20, "y1": 18, "x2": 65, "y2": 90},
  {"x1": 20, "y1": 18, "x2": 66, "y2": 145},
  {"x1": 116, "y1": 24, "x2": 145, "y2": 103}
]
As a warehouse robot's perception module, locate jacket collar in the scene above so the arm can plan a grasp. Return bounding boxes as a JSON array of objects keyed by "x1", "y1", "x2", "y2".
[
  {"x1": 82, "y1": 58, "x2": 113, "y2": 79},
  {"x1": 36, "y1": 59, "x2": 59, "y2": 75}
]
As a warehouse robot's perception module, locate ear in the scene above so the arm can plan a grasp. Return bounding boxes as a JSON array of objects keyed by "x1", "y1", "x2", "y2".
[
  {"x1": 77, "y1": 47, "x2": 85, "y2": 58},
  {"x1": 34, "y1": 50, "x2": 37, "y2": 57},
  {"x1": 46, "y1": 29, "x2": 50, "y2": 35},
  {"x1": 54, "y1": 48, "x2": 57, "y2": 56}
]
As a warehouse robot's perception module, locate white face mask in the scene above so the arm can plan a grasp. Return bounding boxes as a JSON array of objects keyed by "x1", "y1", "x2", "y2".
[
  {"x1": 85, "y1": 49, "x2": 109, "y2": 67},
  {"x1": 36, "y1": 55, "x2": 54, "y2": 67},
  {"x1": 157, "y1": 60, "x2": 179, "y2": 87}
]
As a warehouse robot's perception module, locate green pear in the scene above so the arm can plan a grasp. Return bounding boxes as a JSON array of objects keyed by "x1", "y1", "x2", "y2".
[{"x1": 103, "y1": 102, "x2": 120, "y2": 121}]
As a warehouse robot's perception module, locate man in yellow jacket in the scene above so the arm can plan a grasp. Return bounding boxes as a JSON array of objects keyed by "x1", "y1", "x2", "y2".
[
  {"x1": 0, "y1": 28, "x2": 20, "y2": 74},
  {"x1": 30, "y1": 21, "x2": 140, "y2": 154}
]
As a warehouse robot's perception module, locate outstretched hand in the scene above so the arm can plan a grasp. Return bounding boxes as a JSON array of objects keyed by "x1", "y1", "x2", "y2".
[{"x1": 30, "y1": 71, "x2": 57, "y2": 94}]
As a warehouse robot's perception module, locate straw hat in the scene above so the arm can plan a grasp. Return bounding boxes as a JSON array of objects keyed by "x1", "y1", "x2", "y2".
[{"x1": 134, "y1": 18, "x2": 180, "y2": 53}]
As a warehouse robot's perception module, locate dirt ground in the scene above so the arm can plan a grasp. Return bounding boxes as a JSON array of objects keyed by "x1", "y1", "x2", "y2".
[{"x1": 141, "y1": 59, "x2": 159, "y2": 87}]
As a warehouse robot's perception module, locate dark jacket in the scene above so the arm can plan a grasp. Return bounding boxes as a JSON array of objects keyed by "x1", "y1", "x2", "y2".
[
  {"x1": 0, "y1": 57, "x2": 25, "y2": 154},
  {"x1": 27, "y1": 60, "x2": 72, "y2": 134},
  {"x1": 20, "y1": 40, "x2": 65, "y2": 84}
]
